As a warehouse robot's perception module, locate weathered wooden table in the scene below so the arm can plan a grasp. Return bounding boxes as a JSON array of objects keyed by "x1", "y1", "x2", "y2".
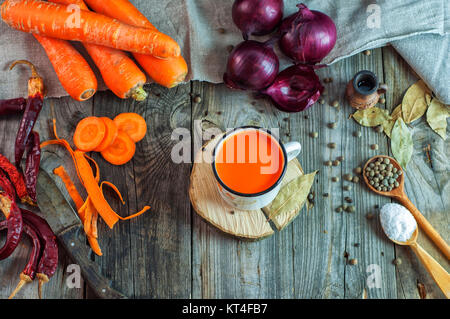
[{"x1": 0, "y1": 47, "x2": 448, "y2": 299}]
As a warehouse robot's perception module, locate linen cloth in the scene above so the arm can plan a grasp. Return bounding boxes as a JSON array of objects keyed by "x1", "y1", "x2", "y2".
[{"x1": 0, "y1": 0, "x2": 448, "y2": 103}]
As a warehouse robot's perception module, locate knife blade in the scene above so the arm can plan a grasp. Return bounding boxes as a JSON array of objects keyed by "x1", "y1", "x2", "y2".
[{"x1": 36, "y1": 151, "x2": 127, "y2": 299}]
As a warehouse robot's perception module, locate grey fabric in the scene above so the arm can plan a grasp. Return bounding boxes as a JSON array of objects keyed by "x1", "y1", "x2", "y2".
[{"x1": 0, "y1": 0, "x2": 448, "y2": 103}]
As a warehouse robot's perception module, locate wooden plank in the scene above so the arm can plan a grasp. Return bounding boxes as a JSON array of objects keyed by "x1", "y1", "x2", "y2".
[
  {"x1": 91, "y1": 84, "x2": 192, "y2": 298},
  {"x1": 191, "y1": 81, "x2": 295, "y2": 298},
  {"x1": 382, "y1": 46, "x2": 449, "y2": 299},
  {"x1": 289, "y1": 48, "x2": 396, "y2": 298},
  {"x1": 0, "y1": 97, "x2": 87, "y2": 299}
]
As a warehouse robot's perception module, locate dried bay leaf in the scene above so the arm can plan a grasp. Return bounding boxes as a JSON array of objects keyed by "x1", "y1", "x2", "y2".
[
  {"x1": 383, "y1": 104, "x2": 402, "y2": 138},
  {"x1": 264, "y1": 171, "x2": 317, "y2": 221},
  {"x1": 426, "y1": 99, "x2": 449, "y2": 139},
  {"x1": 401, "y1": 80, "x2": 431, "y2": 123},
  {"x1": 351, "y1": 107, "x2": 391, "y2": 127},
  {"x1": 391, "y1": 118, "x2": 413, "y2": 169}
]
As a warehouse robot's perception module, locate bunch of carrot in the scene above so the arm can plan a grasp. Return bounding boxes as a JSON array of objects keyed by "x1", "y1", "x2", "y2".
[
  {"x1": 1, "y1": 0, "x2": 188, "y2": 101},
  {"x1": 42, "y1": 112, "x2": 150, "y2": 256}
]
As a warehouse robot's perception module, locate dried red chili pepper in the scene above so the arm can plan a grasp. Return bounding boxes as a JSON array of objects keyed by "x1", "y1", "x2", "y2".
[
  {"x1": 0, "y1": 169, "x2": 16, "y2": 198},
  {"x1": 0, "y1": 97, "x2": 26, "y2": 116},
  {"x1": 21, "y1": 209, "x2": 58, "y2": 299},
  {"x1": 6, "y1": 222, "x2": 41, "y2": 299},
  {"x1": 9, "y1": 60, "x2": 44, "y2": 167},
  {"x1": 24, "y1": 131, "x2": 41, "y2": 203},
  {"x1": 0, "y1": 152, "x2": 33, "y2": 204},
  {"x1": 0, "y1": 191, "x2": 23, "y2": 260}
]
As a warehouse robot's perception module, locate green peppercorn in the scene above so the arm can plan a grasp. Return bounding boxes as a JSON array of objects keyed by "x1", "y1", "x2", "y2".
[
  {"x1": 371, "y1": 144, "x2": 379, "y2": 150},
  {"x1": 310, "y1": 132, "x2": 318, "y2": 138},
  {"x1": 346, "y1": 205, "x2": 355, "y2": 213},
  {"x1": 331, "y1": 100, "x2": 339, "y2": 108},
  {"x1": 328, "y1": 143, "x2": 337, "y2": 149},
  {"x1": 344, "y1": 174, "x2": 352, "y2": 181},
  {"x1": 352, "y1": 176, "x2": 360, "y2": 183},
  {"x1": 393, "y1": 258, "x2": 402, "y2": 266},
  {"x1": 353, "y1": 131, "x2": 361, "y2": 138},
  {"x1": 328, "y1": 122, "x2": 338, "y2": 129},
  {"x1": 354, "y1": 167, "x2": 362, "y2": 174},
  {"x1": 349, "y1": 258, "x2": 358, "y2": 265},
  {"x1": 332, "y1": 160, "x2": 340, "y2": 166},
  {"x1": 193, "y1": 95, "x2": 202, "y2": 103},
  {"x1": 375, "y1": 125, "x2": 383, "y2": 133},
  {"x1": 324, "y1": 161, "x2": 332, "y2": 166},
  {"x1": 343, "y1": 185, "x2": 352, "y2": 191},
  {"x1": 331, "y1": 176, "x2": 339, "y2": 182},
  {"x1": 335, "y1": 206, "x2": 343, "y2": 213},
  {"x1": 379, "y1": 97, "x2": 386, "y2": 104}
]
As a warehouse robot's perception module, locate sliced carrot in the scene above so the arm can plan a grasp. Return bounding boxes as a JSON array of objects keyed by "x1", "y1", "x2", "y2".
[
  {"x1": 87, "y1": 235, "x2": 102, "y2": 256},
  {"x1": 91, "y1": 209, "x2": 98, "y2": 239},
  {"x1": 83, "y1": 202, "x2": 92, "y2": 236},
  {"x1": 100, "y1": 131, "x2": 136, "y2": 166},
  {"x1": 113, "y1": 113, "x2": 147, "y2": 142},
  {"x1": 93, "y1": 117, "x2": 119, "y2": 152},
  {"x1": 84, "y1": 0, "x2": 188, "y2": 88},
  {"x1": 100, "y1": 181, "x2": 125, "y2": 205},
  {"x1": 53, "y1": 166, "x2": 84, "y2": 210},
  {"x1": 73, "y1": 117, "x2": 106, "y2": 152}
]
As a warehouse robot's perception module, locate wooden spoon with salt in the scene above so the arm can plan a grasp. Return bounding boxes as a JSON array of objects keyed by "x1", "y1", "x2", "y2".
[
  {"x1": 381, "y1": 227, "x2": 450, "y2": 298},
  {"x1": 363, "y1": 155, "x2": 450, "y2": 260}
]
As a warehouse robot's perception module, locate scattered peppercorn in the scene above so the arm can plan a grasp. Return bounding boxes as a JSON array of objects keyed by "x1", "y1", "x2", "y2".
[
  {"x1": 353, "y1": 131, "x2": 361, "y2": 138},
  {"x1": 304, "y1": 115, "x2": 310, "y2": 119},
  {"x1": 226, "y1": 45, "x2": 234, "y2": 53},
  {"x1": 193, "y1": 96, "x2": 202, "y2": 103},
  {"x1": 310, "y1": 132, "x2": 318, "y2": 138},
  {"x1": 379, "y1": 97, "x2": 386, "y2": 104},
  {"x1": 323, "y1": 193, "x2": 329, "y2": 197},
  {"x1": 370, "y1": 144, "x2": 379, "y2": 150},
  {"x1": 363, "y1": 50, "x2": 371, "y2": 56},
  {"x1": 337, "y1": 156, "x2": 345, "y2": 162},
  {"x1": 345, "y1": 197, "x2": 353, "y2": 203},
  {"x1": 328, "y1": 143, "x2": 337, "y2": 149},
  {"x1": 318, "y1": 98, "x2": 325, "y2": 104},
  {"x1": 328, "y1": 122, "x2": 338, "y2": 129},
  {"x1": 375, "y1": 125, "x2": 383, "y2": 133},
  {"x1": 324, "y1": 160, "x2": 332, "y2": 166},
  {"x1": 335, "y1": 206, "x2": 343, "y2": 213},
  {"x1": 393, "y1": 258, "x2": 402, "y2": 266},
  {"x1": 332, "y1": 160, "x2": 340, "y2": 166},
  {"x1": 352, "y1": 176, "x2": 360, "y2": 183},
  {"x1": 331, "y1": 100, "x2": 339, "y2": 108},
  {"x1": 331, "y1": 176, "x2": 339, "y2": 182},
  {"x1": 346, "y1": 205, "x2": 355, "y2": 213},
  {"x1": 218, "y1": 27, "x2": 226, "y2": 34},
  {"x1": 343, "y1": 185, "x2": 352, "y2": 191},
  {"x1": 354, "y1": 243, "x2": 360, "y2": 247},
  {"x1": 366, "y1": 212, "x2": 374, "y2": 219},
  {"x1": 354, "y1": 167, "x2": 362, "y2": 174},
  {"x1": 343, "y1": 174, "x2": 353, "y2": 181},
  {"x1": 349, "y1": 258, "x2": 358, "y2": 265}
]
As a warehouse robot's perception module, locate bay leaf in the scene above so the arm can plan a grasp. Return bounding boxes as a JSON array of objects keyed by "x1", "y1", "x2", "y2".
[
  {"x1": 401, "y1": 80, "x2": 431, "y2": 123},
  {"x1": 383, "y1": 104, "x2": 402, "y2": 138},
  {"x1": 391, "y1": 118, "x2": 413, "y2": 169},
  {"x1": 426, "y1": 99, "x2": 449, "y2": 139},
  {"x1": 351, "y1": 107, "x2": 391, "y2": 127},
  {"x1": 264, "y1": 171, "x2": 317, "y2": 221}
]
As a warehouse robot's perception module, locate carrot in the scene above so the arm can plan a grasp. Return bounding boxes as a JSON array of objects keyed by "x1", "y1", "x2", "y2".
[
  {"x1": 113, "y1": 113, "x2": 147, "y2": 143},
  {"x1": 33, "y1": 35, "x2": 97, "y2": 101},
  {"x1": 53, "y1": 166, "x2": 84, "y2": 210},
  {"x1": 101, "y1": 131, "x2": 136, "y2": 166},
  {"x1": 74, "y1": 150, "x2": 149, "y2": 229},
  {"x1": 87, "y1": 235, "x2": 102, "y2": 256},
  {"x1": 73, "y1": 117, "x2": 106, "y2": 152},
  {"x1": 49, "y1": 0, "x2": 148, "y2": 101},
  {"x1": 92, "y1": 117, "x2": 118, "y2": 152},
  {"x1": 84, "y1": 0, "x2": 188, "y2": 88},
  {"x1": 1, "y1": 0, "x2": 180, "y2": 59},
  {"x1": 100, "y1": 181, "x2": 125, "y2": 205}
]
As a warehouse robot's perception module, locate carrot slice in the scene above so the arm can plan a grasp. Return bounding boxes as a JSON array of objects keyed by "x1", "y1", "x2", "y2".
[
  {"x1": 113, "y1": 113, "x2": 147, "y2": 142},
  {"x1": 53, "y1": 166, "x2": 84, "y2": 210},
  {"x1": 100, "y1": 131, "x2": 136, "y2": 166},
  {"x1": 93, "y1": 117, "x2": 118, "y2": 152},
  {"x1": 73, "y1": 117, "x2": 106, "y2": 152}
]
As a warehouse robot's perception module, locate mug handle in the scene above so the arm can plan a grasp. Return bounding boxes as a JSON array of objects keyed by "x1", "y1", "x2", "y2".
[
  {"x1": 377, "y1": 83, "x2": 388, "y2": 95},
  {"x1": 284, "y1": 142, "x2": 301, "y2": 162}
]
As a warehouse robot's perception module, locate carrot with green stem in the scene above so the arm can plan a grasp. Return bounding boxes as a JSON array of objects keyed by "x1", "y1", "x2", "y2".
[
  {"x1": 1, "y1": 0, "x2": 180, "y2": 59},
  {"x1": 84, "y1": 0, "x2": 188, "y2": 88},
  {"x1": 49, "y1": 0, "x2": 147, "y2": 101},
  {"x1": 33, "y1": 35, "x2": 97, "y2": 101}
]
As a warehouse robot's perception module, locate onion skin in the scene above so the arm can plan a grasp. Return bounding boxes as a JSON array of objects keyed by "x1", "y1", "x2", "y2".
[
  {"x1": 224, "y1": 40, "x2": 279, "y2": 91},
  {"x1": 232, "y1": 0, "x2": 284, "y2": 39},
  {"x1": 261, "y1": 64, "x2": 324, "y2": 113},
  {"x1": 279, "y1": 3, "x2": 337, "y2": 64}
]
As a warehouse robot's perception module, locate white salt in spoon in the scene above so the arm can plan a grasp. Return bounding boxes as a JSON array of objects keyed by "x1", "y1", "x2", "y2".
[{"x1": 380, "y1": 203, "x2": 450, "y2": 298}]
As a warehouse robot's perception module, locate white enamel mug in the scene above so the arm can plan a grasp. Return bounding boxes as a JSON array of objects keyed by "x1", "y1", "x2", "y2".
[{"x1": 212, "y1": 126, "x2": 301, "y2": 211}]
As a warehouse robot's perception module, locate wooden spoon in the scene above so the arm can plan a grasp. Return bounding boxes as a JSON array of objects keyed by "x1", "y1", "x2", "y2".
[
  {"x1": 381, "y1": 226, "x2": 450, "y2": 298},
  {"x1": 363, "y1": 155, "x2": 450, "y2": 260}
]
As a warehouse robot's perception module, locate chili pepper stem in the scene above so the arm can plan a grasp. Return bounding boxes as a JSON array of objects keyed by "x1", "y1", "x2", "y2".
[
  {"x1": 37, "y1": 273, "x2": 49, "y2": 299},
  {"x1": 8, "y1": 273, "x2": 33, "y2": 299}
]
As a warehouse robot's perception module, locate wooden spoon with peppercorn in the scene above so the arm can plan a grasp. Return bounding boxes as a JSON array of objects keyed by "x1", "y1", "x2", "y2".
[{"x1": 363, "y1": 155, "x2": 450, "y2": 260}]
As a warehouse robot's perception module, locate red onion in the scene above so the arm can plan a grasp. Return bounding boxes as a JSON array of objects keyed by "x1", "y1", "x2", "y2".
[
  {"x1": 260, "y1": 64, "x2": 324, "y2": 112},
  {"x1": 224, "y1": 40, "x2": 279, "y2": 91},
  {"x1": 232, "y1": 0, "x2": 284, "y2": 39},
  {"x1": 279, "y1": 3, "x2": 337, "y2": 64}
]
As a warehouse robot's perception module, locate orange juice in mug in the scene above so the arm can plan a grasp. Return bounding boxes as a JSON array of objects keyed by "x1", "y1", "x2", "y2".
[{"x1": 212, "y1": 126, "x2": 301, "y2": 210}]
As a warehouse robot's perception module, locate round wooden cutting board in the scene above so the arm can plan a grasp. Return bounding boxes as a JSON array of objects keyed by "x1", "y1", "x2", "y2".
[{"x1": 189, "y1": 134, "x2": 305, "y2": 240}]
